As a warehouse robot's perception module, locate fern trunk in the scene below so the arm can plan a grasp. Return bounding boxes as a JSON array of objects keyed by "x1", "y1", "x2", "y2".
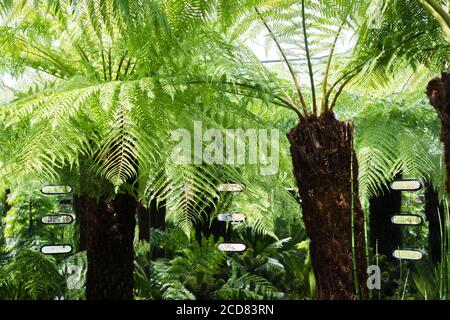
[
  {"x1": 82, "y1": 193, "x2": 136, "y2": 300},
  {"x1": 369, "y1": 176, "x2": 402, "y2": 260},
  {"x1": 194, "y1": 210, "x2": 232, "y2": 244},
  {"x1": 150, "y1": 198, "x2": 166, "y2": 231},
  {"x1": 287, "y1": 112, "x2": 367, "y2": 300},
  {"x1": 137, "y1": 198, "x2": 166, "y2": 242},
  {"x1": 427, "y1": 72, "x2": 450, "y2": 196},
  {"x1": 137, "y1": 203, "x2": 150, "y2": 242},
  {"x1": 194, "y1": 195, "x2": 232, "y2": 244}
]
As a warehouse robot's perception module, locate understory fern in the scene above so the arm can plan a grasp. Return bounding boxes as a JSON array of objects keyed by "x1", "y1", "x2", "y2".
[
  {"x1": 216, "y1": 260, "x2": 278, "y2": 299},
  {"x1": 0, "y1": 249, "x2": 64, "y2": 299},
  {"x1": 354, "y1": 101, "x2": 444, "y2": 206},
  {"x1": 133, "y1": 231, "x2": 283, "y2": 300}
]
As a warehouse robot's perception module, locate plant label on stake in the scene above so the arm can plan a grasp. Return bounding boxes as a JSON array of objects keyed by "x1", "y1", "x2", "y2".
[
  {"x1": 217, "y1": 243, "x2": 246, "y2": 252},
  {"x1": 390, "y1": 180, "x2": 423, "y2": 191},
  {"x1": 390, "y1": 214, "x2": 423, "y2": 226},
  {"x1": 217, "y1": 184, "x2": 244, "y2": 193},
  {"x1": 217, "y1": 212, "x2": 246, "y2": 223},
  {"x1": 392, "y1": 249, "x2": 424, "y2": 260},
  {"x1": 40, "y1": 185, "x2": 73, "y2": 195},
  {"x1": 41, "y1": 214, "x2": 74, "y2": 225},
  {"x1": 40, "y1": 244, "x2": 73, "y2": 255}
]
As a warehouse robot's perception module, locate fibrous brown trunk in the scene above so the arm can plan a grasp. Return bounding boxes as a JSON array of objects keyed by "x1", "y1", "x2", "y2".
[
  {"x1": 369, "y1": 175, "x2": 402, "y2": 260},
  {"x1": 287, "y1": 112, "x2": 367, "y2": 300},
  {"x1": 427, "y1": 72, "x2": 450, "y2": 197},
  {"x1": 83, "y1": 193, "x2": 136, "y2": 300}
]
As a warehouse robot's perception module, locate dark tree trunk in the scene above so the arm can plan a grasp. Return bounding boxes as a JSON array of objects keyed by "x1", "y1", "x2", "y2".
[
  {"x1": 194, "y1": 193, "x2": 232, "y2": 244},
  {"x1": 287, "y1": 112, "x2": 367, "y2": 300},
  {"x1": 427, "y1": 72, "x2": 450, "y2": 197},
  {"x1": 424, "y1": 184, "x2": 447, "y2": 265},
  {"x1": 137, "y1": 203, "x2": 150, "y2": 242},
  {"x1": 369, "y1": 177, "x2": 402, "y2": 260},
  {"x1": 194, "y1": 213, "x2": 231, "y2": 244},
  {"x1": 150, "y1": 198, "x2": 166, "y2": 230},
  {"x1": 83, "y1": 193, "x2": 136, "y2": 300},
  {"x1": 73, "y1": 194, "x2": 88, "y2": 251},
  {"x1": 137, "y1": 198, "x2": 166, "y2": 259},
  {"x1": 137, "y1": 198, "x2": 166, "y2": 241}
]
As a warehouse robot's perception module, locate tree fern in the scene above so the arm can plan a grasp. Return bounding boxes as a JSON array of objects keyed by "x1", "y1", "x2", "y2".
[
  {"x1": 354, "y1": 0, "x2": 450, "y2": 87},
  {"x1": 0, "y1": 1, "x2": 296, "y2": 238}
]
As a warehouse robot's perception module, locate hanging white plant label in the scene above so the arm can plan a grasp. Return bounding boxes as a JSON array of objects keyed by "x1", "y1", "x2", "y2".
[
  {"x1": 40, "y1": 244, "x2": 73, "y2": 255},
  {"x1": 390, "y1": 180, "x2": 422, "y2": 191},
  {"x1": 217, "y1": 243, "x2": 246, "y2": 252},
  {"x1": 217, "y1": 213, "x2": 246, "y2": 222},
  {"x1": 390, "y1": 214, "x2": 423, "y2": 226},
  {"x1": 40, "y1": 185, "x2": 73, "y2": 195},
  {"x1": 41, "y1": 214, "x2": 74, "y2": 225},
  {"x1": 217, "y1": 184, "x2": 244, "y2": 192},
  {"x1": 392, "y1": 249, "x2": 423, "y2": 260}
]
